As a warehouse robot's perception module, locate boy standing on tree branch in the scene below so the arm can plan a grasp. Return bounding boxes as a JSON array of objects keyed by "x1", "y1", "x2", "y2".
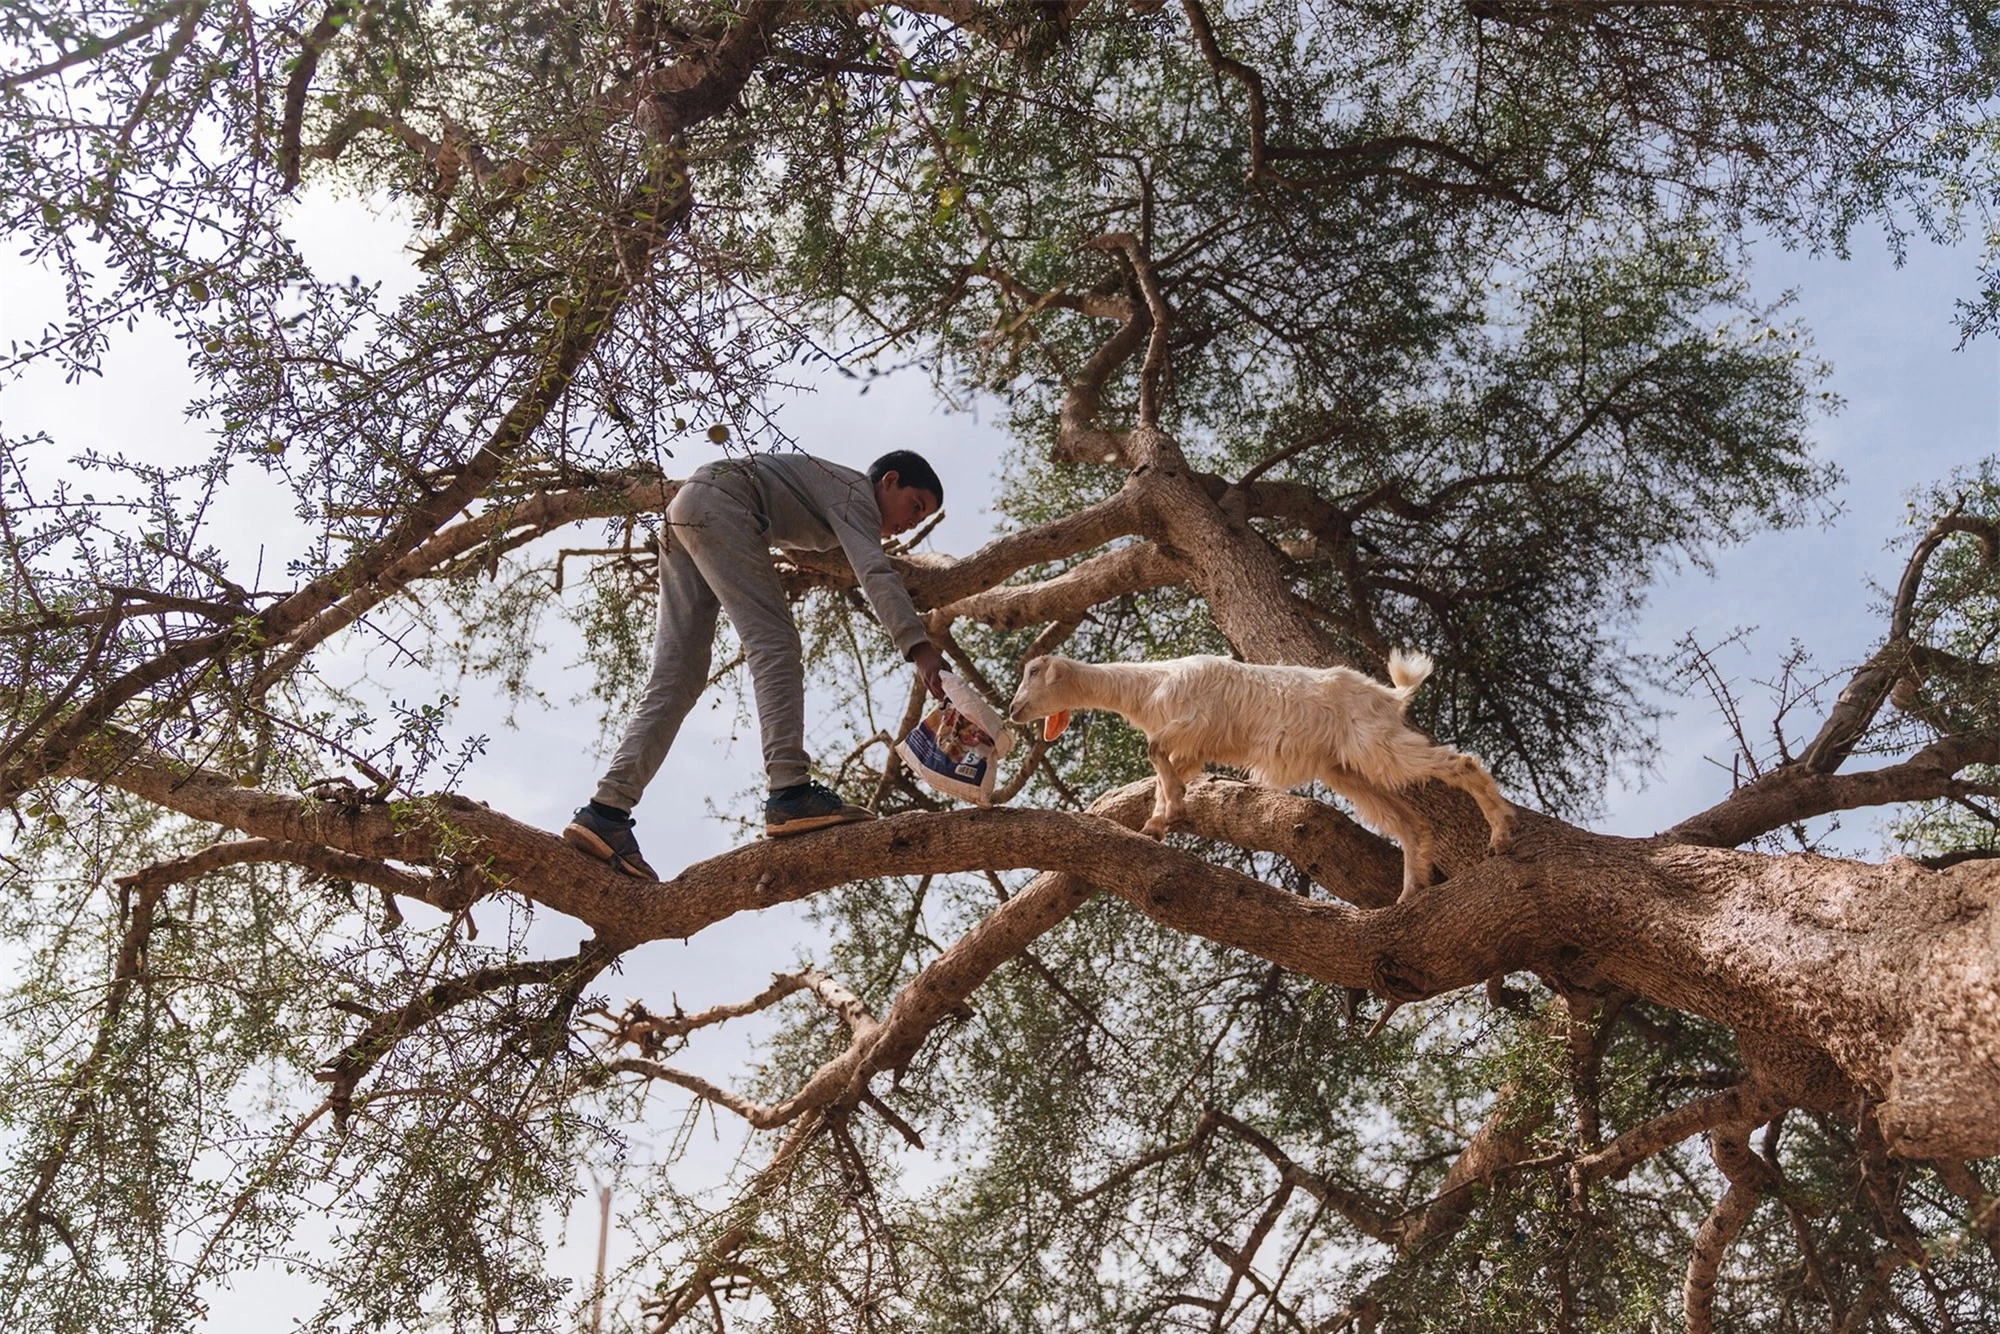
[{"x1": 563, "y1": 449, "x2": 950, "y2": 878}]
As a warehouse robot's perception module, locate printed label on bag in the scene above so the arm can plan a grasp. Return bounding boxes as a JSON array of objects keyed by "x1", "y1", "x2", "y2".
[{"x1": 895, "y1": 672, "x2": 1015, "y2": 806}]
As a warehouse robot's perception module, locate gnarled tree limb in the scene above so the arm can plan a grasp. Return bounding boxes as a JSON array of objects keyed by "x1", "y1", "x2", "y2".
[
  {"x1": 1798, "y1": 511, "x2": 1999, "y2": 774},
  {"x1": 1666, "y1": 731, "x2": 2000, "y2": 849},
  {"x1": 1683, "y1": 1121, "x2": 1778, "y2": 1334}
]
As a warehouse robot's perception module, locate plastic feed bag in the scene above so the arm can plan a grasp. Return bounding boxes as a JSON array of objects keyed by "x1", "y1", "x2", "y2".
[{"x1": 896, "y1": 672, "x2": 1015, "y2": 806}]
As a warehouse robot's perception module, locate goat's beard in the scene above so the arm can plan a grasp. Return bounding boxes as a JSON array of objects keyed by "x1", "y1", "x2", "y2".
[{"x1": 1043, "y1": 710, "x2": 1070, "y2": 741}]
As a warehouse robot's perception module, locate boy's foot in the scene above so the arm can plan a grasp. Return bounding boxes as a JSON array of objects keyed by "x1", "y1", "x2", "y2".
[
  {"x1": 562, "y1": 805, "x2": 659, "y2": 879},
  {"x1": 765, "y1": 782, "x2": 876, "y2": 838}
]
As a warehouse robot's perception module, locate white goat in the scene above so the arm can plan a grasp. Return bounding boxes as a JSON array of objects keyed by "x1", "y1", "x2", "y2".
[{"x1": 1007, "y1": 651, "x2": 1516, "y2": 900}]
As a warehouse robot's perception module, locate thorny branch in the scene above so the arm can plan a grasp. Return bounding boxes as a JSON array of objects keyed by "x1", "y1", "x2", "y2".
[
  {"x1": 1178, "y1": 0, "x2": 1557, "y2": 210},
  {"x1": 0, "y1": 0, "x2": 200, "y2": 92},
  {"x1": 1664, "y1": 513, "x2": 2000, "y2": 847},
  {"x1": 7, "y1": 866, "x2": 171, "y2": 1242},
  {"x1": 319, "y1": 943, "x2": 611, "y2": 1121}
]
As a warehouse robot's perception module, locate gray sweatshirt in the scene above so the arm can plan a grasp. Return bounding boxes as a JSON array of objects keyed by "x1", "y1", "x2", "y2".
[{"x1": 721, "y1": 452, "x2": 933, "y2": 659}]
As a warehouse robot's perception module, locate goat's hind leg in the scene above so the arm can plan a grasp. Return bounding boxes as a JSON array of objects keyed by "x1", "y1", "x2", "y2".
[
  {"x1": 1434, "y1": 748, "x2": 1516, "y2": 855},
  {"x1": 1335, "y1": 777, "x2": 1436, "y2": 902},
  {"x1": 1142, "y1": 739, "x2": 1189, "y2": 839}
]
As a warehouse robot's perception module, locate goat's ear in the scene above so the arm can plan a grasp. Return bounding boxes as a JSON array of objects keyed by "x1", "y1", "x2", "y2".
[{"x1": 1043, "y1": 709, "x2": 1070, "y2": 742}]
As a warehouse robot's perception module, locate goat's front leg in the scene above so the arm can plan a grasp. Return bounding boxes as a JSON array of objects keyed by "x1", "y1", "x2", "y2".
[{"x1": 1142, "y1": 739, "x2": 1188, "y2": 838}]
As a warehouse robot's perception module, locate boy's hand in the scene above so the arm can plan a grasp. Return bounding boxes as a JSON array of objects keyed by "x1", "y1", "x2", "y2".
[{"x1": 909, "y1": 643, "x2": 948, "y2": 701}]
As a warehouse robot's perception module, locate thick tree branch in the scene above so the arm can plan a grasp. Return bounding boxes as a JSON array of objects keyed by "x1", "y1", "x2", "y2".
[
  {"x1": 119, "y1": 837, "x2": 449, "y2": 906},
  {"x1": 1086, "y1": 233, "x2": 1174, "y2": 424},
  {"x1": 941, "y1": 540, "x2": 1182, "y2": 629},
  {"x1": 279, "y1": 0, "x2": 355, "y2": 191},
  {"x1": 1573, "y1": 1082, "x2": 1782, "y2": 1184},
  {"x1": 1394, "y1": 1084, "x2": 1545, "y2": 1256},
  {"x1": 95, "y1": 743, "x2": 2000, "y2": 1160},
  {"x1": 1683, "y1": 1122, "x2": 1777, "y2": 1334},
  {"x1": 1, "y1": 192, "x2": 671, "y2": 806},
  {"x1": 1055, "y1": 315, "x2": 1148, "y2": 468},
  {"x1": 913, "y1": 484, "x2": 1150, "y2": 600},
  {"x1": 1178, "y1": 0, "x2": 1271, "y2": 175},
  {"x1": 728, "y1": 863, "x2": 1095, "y2": 1129},
  {"x1": 1665, "y1": 508, "x2": 2000, "y2": 849},
  {"x1": 1170, "y1": 776, "x2": 1404, "y2": 907},
  {"x1": 251, "y1": 474, "x2": 679, "y2": 693},
  {"x1": 227, "y1": 462, "x2": 1150, "y2": 699},
  {"x1": 257, "y1": 463, "x2": 1148, "y2": 669},
  {"x1": 1932, "y1": 1159, "x2": 2000, "y2": 1265},
  {"x1": 1797, "y1": 512, "x2": 1999, "y2": 774},
  {"x1": 99, "y1": 745, "x2": 1431, "y2": 964},
  {"x1": 0, "y1": 586, "x2": 255, "y2": 637},
  {"x1": 604, "y1": 782, "x2": 1398, "y2": 1138},
  {"x1": 970, "y1": 258, "x2": 1132, "y2": 323},
  {"x1": 1666, "y1": 731, "x2": 2000, "y2": 849},
  {"x1": 615, "y1": 862, "x2": 1088, "y2": 1139}
]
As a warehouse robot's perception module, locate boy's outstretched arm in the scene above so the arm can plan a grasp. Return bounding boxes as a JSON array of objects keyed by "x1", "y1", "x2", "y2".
[{"x1": 826, "y1": 499, "x2": 949, "y2": 701}]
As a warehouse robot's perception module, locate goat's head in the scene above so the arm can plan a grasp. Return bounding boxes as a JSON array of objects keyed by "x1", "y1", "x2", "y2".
[{"x1": 1007, "y1": 655, "x2": 1074, "y2": 741}]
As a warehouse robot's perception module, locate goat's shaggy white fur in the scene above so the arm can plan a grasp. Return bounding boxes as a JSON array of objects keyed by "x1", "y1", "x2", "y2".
[{"x1": 1007, "y1": 651, "x2": 1516, "y2": 900}]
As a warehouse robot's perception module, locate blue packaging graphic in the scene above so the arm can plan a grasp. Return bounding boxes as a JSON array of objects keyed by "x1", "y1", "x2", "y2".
[{"x1": 895, "y1": 672, "x2": 1015, "y2": 806}]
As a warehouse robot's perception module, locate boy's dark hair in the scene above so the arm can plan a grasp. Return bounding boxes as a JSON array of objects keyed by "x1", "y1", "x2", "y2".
[{"x1": 869, "y1": 450, "x2": 944, "y2": 505}]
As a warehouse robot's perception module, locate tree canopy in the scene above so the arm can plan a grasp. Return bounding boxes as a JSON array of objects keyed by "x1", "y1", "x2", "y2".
[{"x1": 4, "y1": 0, "x2": 2000, "y2": 1329}]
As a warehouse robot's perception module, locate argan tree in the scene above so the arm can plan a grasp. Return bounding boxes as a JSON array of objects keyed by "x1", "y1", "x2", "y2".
[{"x1": 3, "y1": 0, "x2": 1999, "y2": 1329}]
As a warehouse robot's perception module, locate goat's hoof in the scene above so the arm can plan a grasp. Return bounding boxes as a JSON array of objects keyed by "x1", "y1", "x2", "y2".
[
  {"x1": 1489, "y1": 833, "x2": 1515, "y2": 856},
  {"x1": 1141, "y1": 820, "x2": 1168, "y2": 840}
]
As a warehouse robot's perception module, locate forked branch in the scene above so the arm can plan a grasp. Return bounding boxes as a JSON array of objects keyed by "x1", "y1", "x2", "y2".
[
  {"x1": 1572, "y1": 1081, "x2": 1781, "y2": 1185},
  {"x1": 1087, "y1": 233, "x2": 1175, "y2": 424},
  {"x1": 1179, "y1": 0, "x2": 1554, "y2": 210},
  {"x1": 1797, "y1": 510, "x2": 1999, "y2": 774}
]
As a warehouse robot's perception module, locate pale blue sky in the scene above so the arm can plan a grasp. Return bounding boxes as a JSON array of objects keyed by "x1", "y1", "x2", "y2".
[{"x1": 2, "y1": 188, "x2": 1995, "y2": 1324}]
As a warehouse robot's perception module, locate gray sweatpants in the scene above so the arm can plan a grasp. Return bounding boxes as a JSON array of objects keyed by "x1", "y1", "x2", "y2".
[{"x1": 594, "y1": 466, "x2": 811, "y2": 809}]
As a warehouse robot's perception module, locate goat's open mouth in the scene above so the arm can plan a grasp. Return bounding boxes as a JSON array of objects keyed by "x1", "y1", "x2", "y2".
[{"x1": 1042, "y1": 710, "x2": 1070, "y2": 742}]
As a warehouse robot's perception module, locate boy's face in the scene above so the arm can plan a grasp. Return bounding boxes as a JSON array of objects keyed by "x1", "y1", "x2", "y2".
[{"x1": 874, "y1": 471, "x2": 940, "y2": 537}]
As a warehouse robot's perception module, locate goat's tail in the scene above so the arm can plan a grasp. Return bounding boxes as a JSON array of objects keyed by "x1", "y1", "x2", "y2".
[{"x1": 1386, "y1": 649, "x2": 1434, "y2": 704}]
